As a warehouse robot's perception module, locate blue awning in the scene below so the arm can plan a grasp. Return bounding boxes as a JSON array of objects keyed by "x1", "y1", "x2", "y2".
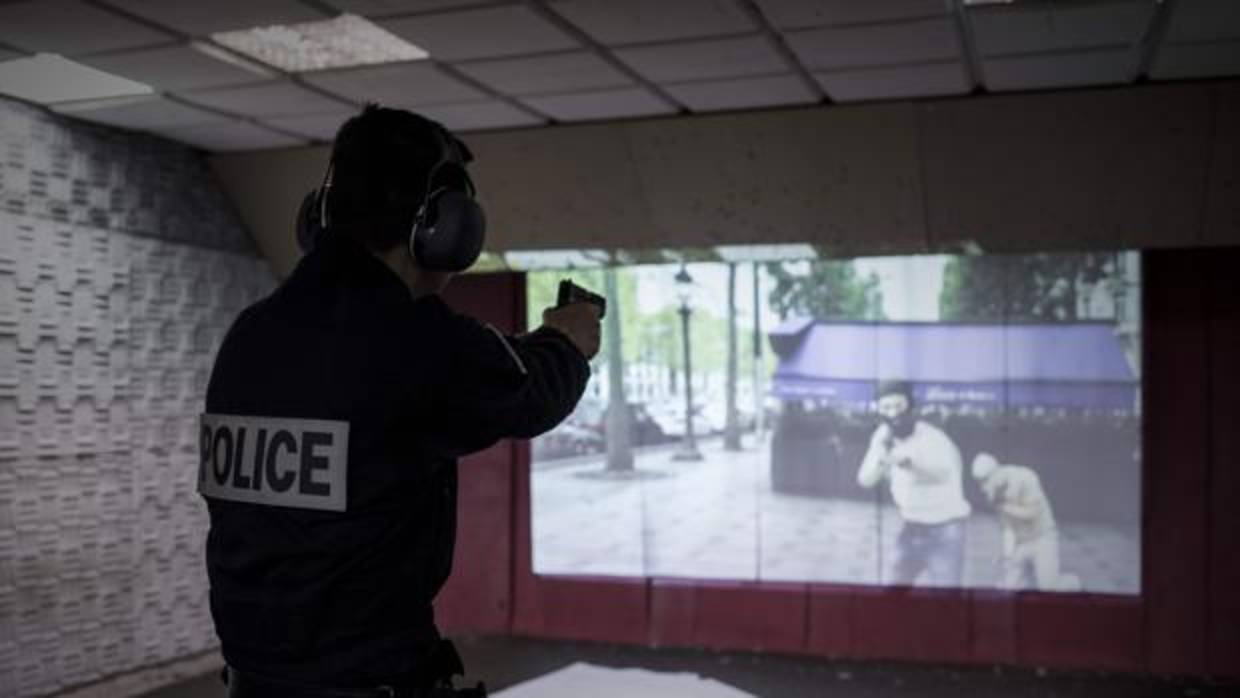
[{"x1": 769, "y1": 321, "x2": 1138, "y2": 409}]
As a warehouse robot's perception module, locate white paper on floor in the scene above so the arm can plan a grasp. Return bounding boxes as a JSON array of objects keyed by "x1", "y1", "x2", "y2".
[{"x1": 490, "y1": 662, "x2": 757, "y2": 698}]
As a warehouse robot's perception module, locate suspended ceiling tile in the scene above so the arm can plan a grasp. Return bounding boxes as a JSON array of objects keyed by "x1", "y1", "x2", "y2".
[
  {"x1": 815, "y1": 61, "x2": 968, "y2": 102},
  {"x1": 379, "y1": 5, "x2": 579, "y2": 62},
  {"x1": 52, "y1": 95, "x2": 229, "y2": 130},
  {"x1": 0, "y1": 53, "x2": 155, "y2": 103},
  {"x1": 413, "y1": 100, "x2": 545, "y2": 131},
  {"x1": 1151, "y1": 41, "x2": 1240, "y2": 80},
  {"x1": 785, "y1": 17, "x2": 960, "y2": 71},
  {"x1": 615, "y1": 36, "x2": 787, "y2": 84},
  {"x1": 0, "y1": 0, "x2": 172, "y2": 56},
  {"x1": 456, "y1": 51, "x2": 631, "y2": 96},
  {"x1": 322, "y1": 0, "x2": 486, "y2": 17},
  {"x1": 152, "y1": 120, "x2": 306, "y2": 151},
  {"x1": 303, "y1": 62, "x2": 486, "y2": 107},
  {"x1": 547, "y1": 0, "x2": 755, "y2": 45},
  {"x1": 664, "y1": 74, "x2": 816, "y2": 112},
  {"x1": 754, "y1": 0, "x2": 947, "y2": 30},
  {"x1": 260, "y1": 110, "x2": 357, "y2": 141},
  {"x1": 105, "y1": 0, "x2": 328, "y2": 36},
  {"x1": 1163, "y1": 0, "x2": 1240, "y2": 43},
  {"x1": 983, "y1": 49, "x2": 1133, "y2": 92},
  {"x1": 522, "y1": 87, "x2": 674, "y2": 122},
  {"x1": 177, "y1": 80, "x2": 351, "y2": 117},
  {"x1": 969, "y1": 0, "x2": 1153, "y2": 57},
  {"x1": 76, "y1": 44, "x2": 272, "y2": 92}
]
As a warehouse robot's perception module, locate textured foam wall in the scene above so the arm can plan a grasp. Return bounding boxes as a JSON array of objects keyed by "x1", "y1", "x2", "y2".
[{"x1": 0, "y1": 98, "x2": 275, "y2": 697}]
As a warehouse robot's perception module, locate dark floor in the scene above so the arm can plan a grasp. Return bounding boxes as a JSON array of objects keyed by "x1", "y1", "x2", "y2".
[{"x1": 140, "y1": 635, "x2": 1235, "y2": 697}]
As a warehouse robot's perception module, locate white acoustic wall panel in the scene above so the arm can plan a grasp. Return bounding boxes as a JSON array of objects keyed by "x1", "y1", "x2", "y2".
[
  {"x1": 0, "y1": 98, "x2": 275, "y2": 698},
  {"x1": 0, "y1": 211, "x2": 273, "y2": 697}
]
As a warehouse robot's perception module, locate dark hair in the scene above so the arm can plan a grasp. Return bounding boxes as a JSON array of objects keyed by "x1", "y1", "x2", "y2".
[
  {"x1": 876, "y1": 380, "x2": 914, "y2": 404},
  {"x1": 325, "y1": 104, "x2": 449, "y2": 251}
]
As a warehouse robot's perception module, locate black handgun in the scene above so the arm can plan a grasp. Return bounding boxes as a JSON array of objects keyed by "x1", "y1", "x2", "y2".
[{"x1": 556, "y1": 279, "x2": 606, "y2": 318}]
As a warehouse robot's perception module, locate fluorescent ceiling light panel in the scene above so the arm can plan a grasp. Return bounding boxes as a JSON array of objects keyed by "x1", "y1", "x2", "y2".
[
  {"x1": 0, "y1": 53, "x2": 153, "y2": 104},
  {"x1": 211, "y1": 13, "x2": 428, "y2": 73}
]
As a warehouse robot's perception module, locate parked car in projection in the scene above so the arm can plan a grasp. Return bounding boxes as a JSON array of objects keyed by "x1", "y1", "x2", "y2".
[
  {"x1": 533, "y1": 422, "x2": 605, "y2": 460},
  {"x1": 593, "y1": 401, "x2": 674, "y2": 446}
]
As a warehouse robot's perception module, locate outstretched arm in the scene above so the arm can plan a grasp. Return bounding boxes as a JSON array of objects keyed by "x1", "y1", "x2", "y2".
[{"x1": 422, "y1": 309, "x2": 594, "y2": 458}]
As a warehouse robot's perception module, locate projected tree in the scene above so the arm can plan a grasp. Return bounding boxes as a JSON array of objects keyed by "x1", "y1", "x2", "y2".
[
  {"x1": 765, "y1": 260, "x2": 884, "y2": 321},
  {"x1": 603, "y1": 265, "x2": 634, "y2": 472},
  {"x1": 723, "y1": 263, "x2": 741, "y2": 451},
  {"x1": 938, "y1": 253, "x2": 1115, "y2": 322}
]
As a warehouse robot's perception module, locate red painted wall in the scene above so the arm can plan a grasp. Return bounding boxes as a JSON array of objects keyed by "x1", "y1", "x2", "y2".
[
  {"x1": 433, "y1": 272, "x2": 525, "y2": 635},
  {"x1": 435, "y1": 249, "x2": 1240, "y2": 678}
]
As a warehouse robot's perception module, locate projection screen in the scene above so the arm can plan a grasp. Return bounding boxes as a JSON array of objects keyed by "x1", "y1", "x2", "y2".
[{"x1": 527, "y1": 250, "x2": 1141, "y2": 594}]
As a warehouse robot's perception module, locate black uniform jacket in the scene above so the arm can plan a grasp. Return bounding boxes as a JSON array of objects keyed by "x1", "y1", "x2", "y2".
[{"x1": 202, "y1": 232, "x2": 589, "y2": 686}]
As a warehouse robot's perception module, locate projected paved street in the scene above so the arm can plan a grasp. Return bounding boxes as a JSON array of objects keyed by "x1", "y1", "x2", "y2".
[{"x1": 531, "y1": 433, "x2": 1141, "y2": 594}]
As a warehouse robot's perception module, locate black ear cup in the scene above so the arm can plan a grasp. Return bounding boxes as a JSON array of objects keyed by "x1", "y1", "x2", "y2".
[
  {"x1": 296, "y1": 189, "x2": 326, "y2": 252},
  {"x1": 411, "y1": 189, "x2": 486, "y2": 273}
]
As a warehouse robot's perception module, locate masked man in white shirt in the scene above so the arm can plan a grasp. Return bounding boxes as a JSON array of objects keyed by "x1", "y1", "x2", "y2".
[
  {"x1": 972, "y1": 452, "x2": 1081, "y2": 591},
  {"x1": 857, "y1": 381, "x2": 971, "y2": 587}
]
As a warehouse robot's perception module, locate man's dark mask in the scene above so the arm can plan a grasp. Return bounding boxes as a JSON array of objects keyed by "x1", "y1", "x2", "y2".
[{"x1": 884, "y1": 411, "x2": 916, "y2": 439}]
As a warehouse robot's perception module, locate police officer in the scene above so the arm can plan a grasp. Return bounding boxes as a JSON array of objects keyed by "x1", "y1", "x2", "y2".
[{"x1": 200, "y1": 105, "x2": 600, "y2": 696}]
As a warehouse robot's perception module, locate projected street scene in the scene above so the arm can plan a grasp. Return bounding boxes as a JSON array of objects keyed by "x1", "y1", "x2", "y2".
[{"x1": 528, "y1": 251, "x2": 1142, "y2": 594}]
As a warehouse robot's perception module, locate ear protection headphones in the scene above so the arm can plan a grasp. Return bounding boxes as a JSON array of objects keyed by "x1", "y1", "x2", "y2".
[{"x1": 295, "y1": 125, "x2": 487, "y2": 273}]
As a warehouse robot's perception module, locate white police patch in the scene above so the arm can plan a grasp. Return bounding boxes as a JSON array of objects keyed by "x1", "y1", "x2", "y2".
[{"x1": 198, "y1": 414, "x2": 349, "y2": 512}]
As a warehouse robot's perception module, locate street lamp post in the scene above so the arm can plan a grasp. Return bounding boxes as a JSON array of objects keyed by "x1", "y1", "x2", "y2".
[{"x1": 672, "y1": 264, "x2": 702, "y2": 461}]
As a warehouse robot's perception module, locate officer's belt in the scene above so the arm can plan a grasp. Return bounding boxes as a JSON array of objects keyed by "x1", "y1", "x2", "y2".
[
  {"x1": 224, "y1": 666, "x2": 409, "y2": 697},
  {"x1": 222, "y1": 640, "x2": 484, "y2": 698}
]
